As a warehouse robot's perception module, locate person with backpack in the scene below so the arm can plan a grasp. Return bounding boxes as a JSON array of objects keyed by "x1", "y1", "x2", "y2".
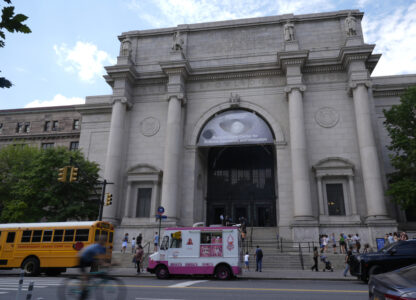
[
  {"x1": 343, "y1": 248, "x2": 353, "y2": 277},
  {"x1": 255, "y1": 245, "x2": 263, "y2": 272}
]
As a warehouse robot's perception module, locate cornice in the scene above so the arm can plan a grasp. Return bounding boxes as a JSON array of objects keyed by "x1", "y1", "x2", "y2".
[
  {"x1": 76, "y1": 103, "x2": 112, "y2": 115},
  {"x1": 339, "y1": 44, "x2": 375, "y2": 68},
  {"x1": 277, "y1": 50, "x2": 309, "y2": 70},
  {"x1": 0, "y1": 132, "x2": 80, "y2": 142},
  {"x1": 104, "y1": 64, "x2": 139, "y2": 87}
]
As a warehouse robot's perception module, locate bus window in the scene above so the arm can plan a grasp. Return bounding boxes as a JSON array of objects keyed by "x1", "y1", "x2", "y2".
[
  {"x1": 109, "y1": 232, "x2": 113, "y2": 243},
  {"x1": 75, "y1": 229, "x2": 89, "y2": 242},
  {"x1": 64, "y1": 229, "x2": 75, "y2": 242},
  {"x1": 6, "y1": 232, "x2": 16, "y2": 243},
  {"x1": 101, "y1": 230, "x2": 108, "y2": 242},
  {"x1": 53, "y1": 230, "x2": 64, "y2": 242},
  {"x1": 32, "y1": 230, "x2": 42, "y2": 242},
  {"x1": 42, "y1": 230, "x2": 53, "y2": 242},
  {"x1": 94, "y1": 229, "x2": 100, "y2": 242},
  {"x1": 21, "y1": 230, "x2": 32, "y2": 243}
]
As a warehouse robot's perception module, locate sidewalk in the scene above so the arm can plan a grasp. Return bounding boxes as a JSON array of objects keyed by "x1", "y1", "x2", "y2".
[{"x1": 0, "y1": 267, "x2": 356, "y2": 281}]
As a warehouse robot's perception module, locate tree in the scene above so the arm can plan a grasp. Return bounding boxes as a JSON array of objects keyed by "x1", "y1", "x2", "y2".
[
  {"x1": 0, "y1": 0, "x2": 31, "y2": 88},
  {"x1": 383, "y1": 86, "x2": 416, "y2": 210},
  {"x1": 0, "y1": 145, "x2": 100, "y2": 222}
]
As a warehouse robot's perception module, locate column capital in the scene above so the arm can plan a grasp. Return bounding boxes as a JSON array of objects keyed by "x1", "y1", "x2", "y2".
[
  {"x1": 347, "y1": 80, "x2": 372, "y2": 96},
  {"x1": 284, "y1": 84, "x2": 307, "y2": 94},
  {"x1": 109, "y1": 96, "x2": 133, "y2": 109},
  {"x1": 167, "y1": 95, "x2": 187, "y2": 106}
]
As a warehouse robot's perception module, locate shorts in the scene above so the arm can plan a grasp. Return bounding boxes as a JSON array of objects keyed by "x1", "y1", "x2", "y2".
[
  {"x1": 244, "y1": 261, "x2": 249, "y2": 266},
  {"x1": 154, "y1": 243, "x2": 158, "y2": 247},
  {"x1": 79, "y1": 259, "x2": 92, "y2": 273}
]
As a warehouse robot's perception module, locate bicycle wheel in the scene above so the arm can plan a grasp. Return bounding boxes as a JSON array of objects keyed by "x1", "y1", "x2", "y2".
[
  {"x1": 96, "y1": 276, "x2": 126, "y2": 300},
  {"x1": 59, "y1": 276, "x2": 84, "y2": 300}
]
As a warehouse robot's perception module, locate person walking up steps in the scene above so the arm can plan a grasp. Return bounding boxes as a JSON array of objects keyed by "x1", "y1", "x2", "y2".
[
  {"x1": 311, "y1": 246, "x2": 319, "y2": 271},
  {"x1": 121, "y1": 233, "x2": 128, "y2": 253},
  {"x1": 255, "y1": 245, "x2": 263, "y2": 272},
  {"x1": 244, "y1": 251, "x2": 250, "y2": 271}
]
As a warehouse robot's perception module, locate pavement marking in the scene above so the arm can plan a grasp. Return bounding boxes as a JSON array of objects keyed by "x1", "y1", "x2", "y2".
[
  {"x1": 135, "y1": 298, "x2": 184, "y2": 300},
  {"x1": 101, "y1": 284, "x2": 368, "y2": 294},
  {"x1": 168, "y1": 280, "x2": 208, "y2": 288}
]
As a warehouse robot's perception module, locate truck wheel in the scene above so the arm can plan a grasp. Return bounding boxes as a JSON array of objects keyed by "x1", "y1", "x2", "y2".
[
  {"x1": 215, "y1": 265, "x2": 231, "y2": 280},
  {"x1": 369, "y1": 265, "x2": 382, "y2": 279},
  {"x1": 22, "y1": 257, "x2": 40, "y2": 276},
  {"x1": 155, "y1": 265, "x2": 169, "y2": 279}
]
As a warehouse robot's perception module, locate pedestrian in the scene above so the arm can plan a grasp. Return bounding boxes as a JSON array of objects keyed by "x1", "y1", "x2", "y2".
[
  {"x1": 135, "y1": 245, "x2": 144, "y2": 274},
  {"x1": 136, "y1": 233, "x2": 143, "y2": 247},
  {"x1": 255, "y1": 245, "x2": 263, "y2": 272},
  {"x1": 339, "y1": 233, "x2": 346, "y2": 254},
  {"x1": 154, "y1": 232, "x2": 159, "y2": 252},
  {"x1": 347, "y1": 234, "x2": 355, "y2": 251},
  {"x1": 322, "y1": 235, "x2": 328, "y2": 253},
  {"x1": 311, "y1": 246, "x2": 319, "y2": 272},
  {"x1": 225, "y1": 215, "x2": 230, "y2": 226},
  {"x1": 331, "y1": 233, "x2": 337, "y2": 254},
  {"x1": 220, "y1": 214, "x2": 224, "y2": 225},
  {"x1": 354, "y1": 233, "x2": 361, "y2": 253},
  {"x1": 393, "y1": 232, "x2": 399, "y2": 242},
  {"x1": 363, "y1": 243, "x2": 373, "y2": 253},
  {"x1": 244, "y1": 251, "x2": 250, "y2": 271},
  {"x1": 400, "y1": 231, "x2": 409, "y2": 241},
  {"x1": 388, "y1": 233, "x2": 394, "y2": 244},
  {"x1": 131, "y1": 237, "x2": 136, "y2": 253},
  {"x1": 121, "y1": 233, "x2": 128, "y2": 253},
  {"x1": 343, "y1": 249, "x2": 353, "y2": 277}
]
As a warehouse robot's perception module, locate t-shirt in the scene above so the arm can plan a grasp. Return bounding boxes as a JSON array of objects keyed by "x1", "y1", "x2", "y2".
[
  {"x1": 79, "y1": 244, "x2": 106, "y2": 263},
  {"x1": 154, "y1": 235, "x2": 159, "y2": 244},
  {"x1": 131, "y1": 239, "x2": 136, "y2": 247},
  {"x1": 244, "y1": 254, "x2": 249, "y2": 262}
]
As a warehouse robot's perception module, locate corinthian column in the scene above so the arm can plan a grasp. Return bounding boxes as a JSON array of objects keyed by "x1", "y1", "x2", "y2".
[
  {"x1": 350, "y1": 82, "x2": 387, "y2": 218},
  {"x1": 103, "y1": 97, "x2": 131, "y2": 223},
  {"x1": 285, "y1": 85, "x2": 314, "y2": 220}
]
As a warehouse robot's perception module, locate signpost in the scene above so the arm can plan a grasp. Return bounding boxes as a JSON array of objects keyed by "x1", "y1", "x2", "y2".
[{"x1": 156, "y1": 206, "x2": 166, "y2": 244}]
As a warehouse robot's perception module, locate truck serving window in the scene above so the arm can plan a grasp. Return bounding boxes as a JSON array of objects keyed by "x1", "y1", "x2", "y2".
[
  {"x1": 200, "y1": 232, "x2": 223, "y2": 257},
  {"x1": 170, "y1": 231, "x2": 182, "y2": 248}
]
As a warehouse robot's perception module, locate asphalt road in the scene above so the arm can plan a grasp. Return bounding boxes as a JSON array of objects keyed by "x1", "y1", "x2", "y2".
[{"x1": 0, "y1": 275, "x2": 369, "y2": 300}]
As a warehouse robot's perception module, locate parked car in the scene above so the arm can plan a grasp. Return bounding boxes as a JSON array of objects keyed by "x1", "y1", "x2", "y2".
[
  {"x1": 349, "y1": 239, "x2": 416, "y2": 282},
  {"x1": 369, "y1": 264, "x2": 416, "y2": 300}
]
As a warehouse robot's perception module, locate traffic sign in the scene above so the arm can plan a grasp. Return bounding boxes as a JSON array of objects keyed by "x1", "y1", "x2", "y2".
[
  {"x1": 157, "y1": 206, "x2": 165, "y2": 215},
  {"x1": 155, "y1": 214, "x2": 168, "y2": 219}
]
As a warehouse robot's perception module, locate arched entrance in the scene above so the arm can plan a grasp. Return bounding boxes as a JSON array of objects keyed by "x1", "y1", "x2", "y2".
[{"x1": 197, "y1": 109, "x2": 277, "y2": 227}]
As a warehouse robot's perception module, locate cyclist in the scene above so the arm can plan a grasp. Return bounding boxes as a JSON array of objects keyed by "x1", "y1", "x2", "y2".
[{"x1": 78, "y1": 235, "x2": 109, "y2": 300}]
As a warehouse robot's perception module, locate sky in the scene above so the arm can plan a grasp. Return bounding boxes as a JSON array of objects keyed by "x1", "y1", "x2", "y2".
[{"x1": 0, "y1": 0, "x2": 415, "y2": 110}]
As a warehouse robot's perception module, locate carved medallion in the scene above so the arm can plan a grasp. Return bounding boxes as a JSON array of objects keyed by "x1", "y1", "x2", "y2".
[
  {"x1": 140, "y1": 117, "x2": 160, "y2": 137},
  {"x1": 315, "y1": 107, "x2": 339, "y2": 128}
]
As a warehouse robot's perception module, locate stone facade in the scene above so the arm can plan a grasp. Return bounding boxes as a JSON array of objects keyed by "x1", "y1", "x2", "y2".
[
  {"x1": 77, "y1": 10, "x2": 416, "y2": 246},
  {"x1": 0, "y1": 106, "x2": 82, "y2": 150}
]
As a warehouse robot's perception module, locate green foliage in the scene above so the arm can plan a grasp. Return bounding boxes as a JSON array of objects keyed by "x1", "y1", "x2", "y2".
[
  {"x1": 383, "y1": 86, "x2": 416, "y2": 210},
  {"x1": 0, "y1": 0, "x2": 31, "y2": 88},
  {"x1": 0, "y1": 145, "x2": 100, "y2": 222}
]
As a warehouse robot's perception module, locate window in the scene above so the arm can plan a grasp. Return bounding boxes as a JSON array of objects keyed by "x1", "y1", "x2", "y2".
[
  {"x1": 95, "y1": 229, "x2": 100, "y2": 242},
  {"x1": 0, "y1": 123, "x2": 3, "y2": 134},
  {"x1": 6, "y1": 232, "x2": 16, "y2": 243},
  {"x1": 326, "y1": 184, "x2": 346, "y2": 216},
  {"x1": 109, "y1": 232, "x2": 113, "y2": 243},
  {"x1": 32, "y1": 230, "x2": 42, "y2": 242},
  {"x1": 44, "y1": 121, "x2": 51, "y2": 131},
  {"x1": 21, "y1": 230, "x2": 32, "y2": 243},
  {"x1": 170, "y1": 231, "x2": 182, "y2": 248},
  {"x1": 23, "y1": 122, "x2": 30, "y2": 133},
  {"x1": 101, "y1": 230, "x2": 108, "y2": 243},
  {"x1": 41, "y1": 143, "x2": 54, "y2": 149},
  {"x1": 75, "y1": 229, "x2": 90, "y2": 242},
  {"x1": 69, "y1": 141, "x2": 79, "y2": 151},
  {"x1": 136, "y1": 188, "x2": 151, "y2": 217},
  {"x1": 64, "y1": 229, "x2": 75, "y2": 242},
  {"x1": 16, "y1": 122, "x2": 23, "y2": 133},
  {"x1": 73, "y1": 119, "x2": 80, "y2": 130},
  {"x1": 53, "y1": 229, "x2": 64, "y2": 242},
  {"x1": 52, "y1": 120, "x2": 59, "y2": 131},
  {"x1": 200, "y1": 232, "x2": 223, "y2": 257},
  {"x1": 160, "y1": 236, "x2": 169, "y2": 250},
  {"x1": 42, "y1": 230, "x2": 53, "y2": 242}
]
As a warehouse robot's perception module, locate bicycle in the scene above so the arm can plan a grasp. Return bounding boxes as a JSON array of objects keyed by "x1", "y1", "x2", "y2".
[{"x1": 59, "y1": 269, "x2": 126, "y2": 300}]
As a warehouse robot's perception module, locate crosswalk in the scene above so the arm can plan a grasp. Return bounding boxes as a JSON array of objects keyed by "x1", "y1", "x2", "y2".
[{"x1": 0, "y1": 277, "x2": 62, "y2": 297}]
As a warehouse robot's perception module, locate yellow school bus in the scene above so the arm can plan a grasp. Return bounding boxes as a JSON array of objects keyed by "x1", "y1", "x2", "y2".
[{"x1": 0, "y1": 221, "x2": 114, "y2": 276}]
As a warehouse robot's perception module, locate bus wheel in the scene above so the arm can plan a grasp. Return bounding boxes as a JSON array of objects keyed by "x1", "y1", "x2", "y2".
[
  {"x1": 155, "y1": 265, "x2": 169, "y2": 279},
  {"x1": 215, "y1": 265, "x2": 231, "y2": 280},
  {"x1": 22, "y1": 257, "x2": 40, "y2": 276}
]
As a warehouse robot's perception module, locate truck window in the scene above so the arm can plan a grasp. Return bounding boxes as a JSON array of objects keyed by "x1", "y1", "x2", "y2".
[
  {"x1": 160, "y1": 236, "x2": 169, "y2": 250},
  {"x1": 6, "y1": 232, "x2": 16, "y2": 243},
  {"x1": 200, "y1": 232, "x2": 223, "y2": 257},
  {"x1": 170, "y1": 231, "x2": 182, "y2": 248},
  {"x1": 21, "y1": 230, "x2": 32, "y2": 243},
  {"x1": 32, "y1": 230, "x2": 42, "y2": 242}
]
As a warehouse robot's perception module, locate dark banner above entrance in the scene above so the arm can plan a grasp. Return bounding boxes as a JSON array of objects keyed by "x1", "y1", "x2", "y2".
[{"x1": 198, "y1": 110, "x2": 274, "y2": 147}]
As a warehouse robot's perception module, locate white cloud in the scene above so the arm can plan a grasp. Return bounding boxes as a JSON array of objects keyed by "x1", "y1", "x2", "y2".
[
  {"x1": 54, "y1": 41, "x2": 116, "y2": 83},
  {"x1": 362, "y1": 3, "x2": 416, "y2": 76},
  {"x1": 128, "y1": 0, "x2": 333, "y2": 27},
  {"x1": 25, "y1": 94, "x2": 85, "y2": 108}
]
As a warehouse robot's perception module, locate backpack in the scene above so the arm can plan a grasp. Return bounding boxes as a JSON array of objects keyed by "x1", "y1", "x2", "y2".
[{"x1": 256, "y1": 249, "x2": 263, "y2": 259}]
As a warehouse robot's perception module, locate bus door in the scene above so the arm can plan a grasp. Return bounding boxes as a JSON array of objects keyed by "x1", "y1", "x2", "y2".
[{"x1": 0, "y1": 231, "x2": 17, "y2": 263}]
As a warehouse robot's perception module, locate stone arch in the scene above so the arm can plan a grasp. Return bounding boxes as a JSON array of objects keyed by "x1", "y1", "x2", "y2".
[
  {"x1": 127, "y1": 163, "x2": 162, "y2": 175},
  {"x1": 188, "y1": 101, "x2": 286, "y2": 147}
]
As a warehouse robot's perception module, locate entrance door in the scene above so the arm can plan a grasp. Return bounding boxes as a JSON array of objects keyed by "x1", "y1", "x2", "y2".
[
  {"x1": 0, "y1": 231, "x2": 16, "y2": 265},
  {"x1": 206, "y1": 145, "x2": 276, "y2": 227}
]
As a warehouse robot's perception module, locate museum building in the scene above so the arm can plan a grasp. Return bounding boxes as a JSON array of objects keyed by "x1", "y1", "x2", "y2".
[{"x1": 78, "y1": 9, "x2": 416, "y2": 244}]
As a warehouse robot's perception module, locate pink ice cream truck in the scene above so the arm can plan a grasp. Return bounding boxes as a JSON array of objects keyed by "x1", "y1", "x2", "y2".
[{"x1": 147, "y1": 227, "x2": 242, "y2": 279}]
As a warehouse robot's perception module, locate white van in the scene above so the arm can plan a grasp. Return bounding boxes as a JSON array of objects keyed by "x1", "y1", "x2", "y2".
[{"x1": 147, "y1": 226, "x2": 242, "y2": 279}]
